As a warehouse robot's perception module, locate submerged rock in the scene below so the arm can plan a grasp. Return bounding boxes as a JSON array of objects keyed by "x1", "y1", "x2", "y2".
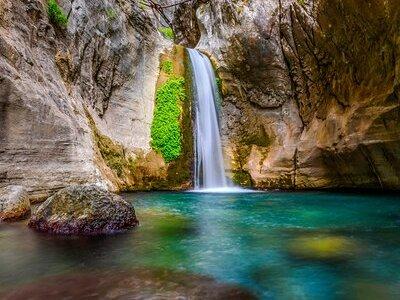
[
  {"x1": 28, "y1": 184, "x2": 138, "y2": 235},
  {"x1": 288, "y1": 235, "x2": 359, "y2": 262},
  {"x1": 0, "y1": 186, "x2": 30, "y2": 221},
  {"x1": 0, "y1": 268, "x2": 256, "y2": 300},
  {"x1": 138, "y1": 208, "x2": 195, "y2": 236}
]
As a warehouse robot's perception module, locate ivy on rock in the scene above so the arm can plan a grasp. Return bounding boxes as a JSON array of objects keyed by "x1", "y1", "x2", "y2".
[{"x1": 151, "y1": 76, "x2": 186, "y2": 162}]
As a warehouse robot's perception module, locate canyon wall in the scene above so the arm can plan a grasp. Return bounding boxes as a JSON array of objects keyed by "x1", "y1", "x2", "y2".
[
  {"x1": 1, "y1": 0, "x2": 399, "y2": 197},
  {"x1": 180, "y1": 0, "x2": 400, "y2": 190},
  {"x1": 0, "y1": 0, "x2": 173, "y2": 201}
]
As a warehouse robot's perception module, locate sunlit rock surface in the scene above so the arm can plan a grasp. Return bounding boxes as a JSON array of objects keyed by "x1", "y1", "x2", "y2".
[
  {"x1": 28, "y1": 184, "x2": 138, "y2": 235},
  {"x1": 0, "y1": 0, "x2": 169, "y2": 199},
  {"x1": 0, "y1": 185, "x2": 30, "y2": 221},
  {"x1": 178, "y1": 0, "x2": 400, "y2": 190}
]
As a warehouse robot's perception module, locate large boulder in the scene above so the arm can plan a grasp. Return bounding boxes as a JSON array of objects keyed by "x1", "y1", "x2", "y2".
[
  {"x1": 0, "y1": 185, "x2": 30, "y2": 221},
  {"x1": 28, "y1": 184, "x2": 138, "y2": 235}
]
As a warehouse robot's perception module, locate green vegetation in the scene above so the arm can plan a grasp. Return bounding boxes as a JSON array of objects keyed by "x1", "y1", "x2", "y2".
[
  {"x1": 161, "y1": 60, "x2": 173, "y2": 75},
  {"x1": 96, "y1": 133, "x2": 136, "y2": 177},
  {"x1": 86, "y1": 113, "x2": 135, "y2": 178},
  {"x1": 232, "y1": 171, "x2": 253, "y2": 187},
  {"x1": 48, "y1": 0, "x2": 68, "y2": 28},
  {"x1": 242, "y1": 125, "x2": 271, "y2": 147},
  {"x1": 136, "y1": 0, "x2": 147, "y2": 9},
  {"x1": 105, "y1": 8, "x2": 118, "y2": 20},
  {"x1": 297, "y1": 0, "x2": 306, "y2": 6},
  {"x1": 216, "y1": 77, "x2": 222, "y2": 92},
  {"x1": 151, "y1": 77, "x2": 186, "y2": 162},
  {"x1": 159, "y1": 27, "x2": 174, "y2": 40}
]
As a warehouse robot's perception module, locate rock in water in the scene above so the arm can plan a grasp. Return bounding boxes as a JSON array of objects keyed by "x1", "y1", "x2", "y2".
[
  {"x1": 288, "y1": 235, "x2": 359, "y2": 262},
  {"x1": 28, "y1": 185, "x2": 138, "y2": 235},
  {"x1": 0, "y1": 268, "x2": 257, "y2": 300},
  {"x1": 0, "y1": 186, "x2": 31, "y2": 221}
]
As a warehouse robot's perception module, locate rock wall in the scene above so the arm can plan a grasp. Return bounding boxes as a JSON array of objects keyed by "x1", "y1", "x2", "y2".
[
  {"x1": 0, "y1": 0, "x2": 170, "y2": 200},
  {"x1": 184, "y1": 0, "x2": 400, "y2": 190},
  {"x1": 2, "y1": 0, "x2": 399, "y2": 196}
]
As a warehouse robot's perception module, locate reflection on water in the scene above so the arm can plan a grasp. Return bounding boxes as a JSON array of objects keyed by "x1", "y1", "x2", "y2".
[{"x1": 1, "y1": 191, "x2": 400, "y2": 299}]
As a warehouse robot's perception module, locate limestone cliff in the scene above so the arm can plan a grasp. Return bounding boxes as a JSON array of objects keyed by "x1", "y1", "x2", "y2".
[
  {"x1": 177, "y1": 0, "x2": 400, "y2": 190},
  {"x1": 2, "y1": 0, "x2": 400, "y2": 197},
  {"x1": 0, "y1": 0, "x2": 175, "y2": 201}
]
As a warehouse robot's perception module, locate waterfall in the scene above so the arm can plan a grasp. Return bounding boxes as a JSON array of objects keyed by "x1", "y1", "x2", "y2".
[{"x1": 188, "y1": 49, "x2": 231, "y2": 191}]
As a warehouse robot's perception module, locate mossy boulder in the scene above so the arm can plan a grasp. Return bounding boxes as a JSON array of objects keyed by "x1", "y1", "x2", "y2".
[
  {"x1": 139, "y1": 208, "x2": 194, "y2": 236},
  {"x1": 232, "y1": 171, "x2": 253, "y2": 187},
  {"x1": 288, "y1": 235, "x2": 359, "y2": 262},
  {"x1": 0, "y1": 185, "x2": 30, "y2": 221},
  {"x1": 28, "y1": 184, "x2": 138, "y2": 235}
]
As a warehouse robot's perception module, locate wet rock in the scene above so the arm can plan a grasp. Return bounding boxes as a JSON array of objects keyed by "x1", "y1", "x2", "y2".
[
  {"x1": 28, "y1": 184, "x2": 138, "y2": 235},
  {"x1": 288, "y1": 235, "x2": 359, "y2": 262},
  {"x1": 0, "y1": 268, "x2": 257, "y2": 300},
  {"x1": 0, "y1": 185, "x2": 30, "y2": 221},
  {"x1": 179, "y1": 0, "x2": 400, "y2": 190},
  {"x1": 139, "y1": 208, "x2": 195, "y2": 235}
]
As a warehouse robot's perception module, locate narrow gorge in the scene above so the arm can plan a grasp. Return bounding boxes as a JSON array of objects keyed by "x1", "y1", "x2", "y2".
[
  {"x1": 1, "y1": 1, "x2": 400, "y2": 299},
  {"x1": 1, "y1": 0, "x2": 400, "y2": 200}
]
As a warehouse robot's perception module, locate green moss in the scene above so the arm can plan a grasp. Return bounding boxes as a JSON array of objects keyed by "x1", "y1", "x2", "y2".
[
  {"x1": 232, "y1": 171, "x2": 253, "y2": 187},
  {"x1": 86, "y1": 113, "x2": 135, "y2": 178},
  {"x1": 297, "y1": 0, "x2": 306, "y2": 6},
  {"x1": 216, "y1": 77, "x2": 222, "y2": 92},
  {"x1": 96, "y1": 131, "x2": 133, "y2": 177},
  {"x1": 242, "y1": 125, "x2": 271, "y2": 147},
  {"x1": 105, "y1": 8, "x2": 117, "y2": 20},
  {"x1": 160, "y1": 60, "x2": 173, "y2": 75},
  {"x1": 162, "y1": 50, "x2": 195, "y2": 187},
  {"x1": 159, "y1": 27, "x2": 174, "y2": 40},
  {"x1": 136, "y1": 0, "x2": 147, "y2": 10},
  {"x1": 151, "y1": 76, "x2": 186, "y2": 162},
  {"x1": 48, "y1": 0, "x2": 68, "y2": 28}
]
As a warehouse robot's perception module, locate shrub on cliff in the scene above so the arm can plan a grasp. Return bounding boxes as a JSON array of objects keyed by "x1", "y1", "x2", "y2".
[
  {"x1": 151, "y1": 77, "x2": 186, "y2": 162},
  {"x1": 48, "y1": 0, "x2": 68, "y2": 28},
  {"x1": 161, "y1": 60, "x2": 173, "y2": 75},
  {"x1": 159, "y1": 27, "x2": 174, "y2": 40}
]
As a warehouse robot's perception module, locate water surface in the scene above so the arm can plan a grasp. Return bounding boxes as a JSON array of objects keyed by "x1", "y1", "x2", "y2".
[{"x1": 1, "y1": 191, "x2": 400, "y2": 299}]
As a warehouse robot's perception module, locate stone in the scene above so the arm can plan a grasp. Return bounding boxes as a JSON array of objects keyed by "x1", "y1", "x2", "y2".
[
  {"x1": 288, "y1": 235, "x2": 359, "y2": 262},
  {"x1": 138, "y1": 208, "x2": 195, "y2": 235},
  {"x1": 0, "y1": 268, "x2": 256, "y2": 300},
  {"x1": 0, "y1": 185, "x2": 30, "y2": 221},
  {"x1": 28, "y1": 184, "x2": 138, "y2": 235},
  {"x1": 175, "y1": 0, "x2": 400, "y2": 190}
]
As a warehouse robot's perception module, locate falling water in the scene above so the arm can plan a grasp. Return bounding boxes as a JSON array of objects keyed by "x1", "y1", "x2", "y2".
[{"x1": 188, "y1": 49, "x2": 232, "y2": 191}]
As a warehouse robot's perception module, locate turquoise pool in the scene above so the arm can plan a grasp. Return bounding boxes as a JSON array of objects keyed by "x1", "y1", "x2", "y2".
[{"x1": 1, "y1": 191, "x2": 400, "y2": 299}]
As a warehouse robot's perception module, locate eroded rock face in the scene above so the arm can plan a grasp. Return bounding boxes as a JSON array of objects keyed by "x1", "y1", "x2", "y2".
[
  {"x1": 0, "y1": 185, "x2": 30, "y2": 221},
  {"x1": 28, "y1": 184, "x2": 138, "y2": 235},
  {"x1": 0, "y1": 0, "x2": 169, "y2": 199},
  {"x1": 181, "y1": 0, "x2": 400, "y2": 189}
]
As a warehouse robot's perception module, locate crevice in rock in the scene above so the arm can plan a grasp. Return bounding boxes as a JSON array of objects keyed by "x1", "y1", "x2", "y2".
[
  {"x1": 292, "y1": 147, "x2": 298, "y2": 189},
  {"x1": 278, "y1": 0, "x2": 304, "y2": 130},
  {"x1": 360, "y1": 145, "x2": 383, "y2": 189}
]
